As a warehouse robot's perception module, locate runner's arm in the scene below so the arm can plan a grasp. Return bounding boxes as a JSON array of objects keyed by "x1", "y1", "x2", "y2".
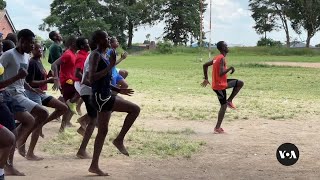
[
  {"x1": 219, "y1": 58, "x2": 234, "y2": 77},
  {"x1": 203, "y1": 60, "x2": 213, "y2": 80}
]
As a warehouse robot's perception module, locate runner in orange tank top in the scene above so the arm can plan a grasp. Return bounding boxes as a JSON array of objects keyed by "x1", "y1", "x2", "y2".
[{"x1": 201, "y1": 41, "x2": 244, "y2": 134}]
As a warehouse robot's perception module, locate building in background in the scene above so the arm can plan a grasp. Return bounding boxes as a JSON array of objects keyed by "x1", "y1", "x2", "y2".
[{"x1": 0, "y1": 9, "x2": 16, "y2": 39}]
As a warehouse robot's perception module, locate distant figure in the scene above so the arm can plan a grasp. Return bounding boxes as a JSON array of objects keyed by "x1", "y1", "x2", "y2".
[
  {"x1": 42, "y1": 44, "x2": 47, "y2": 58},
  {"x1": 2, "y1": 40, "x2": 15, "y2": 52},
  {"x1": 5, "y1": 33, "x2": 18, "y2": 45}
]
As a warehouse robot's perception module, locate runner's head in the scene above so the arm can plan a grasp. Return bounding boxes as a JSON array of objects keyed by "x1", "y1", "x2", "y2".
[
  {"x1": 91, "y1": 30, "x2": 110, "y2": 50},
  {"x1": 66, "y1": 35, "x2": 78, "y2": 50},
  {"x1": 110, "y1": 37, "x2": 119, "y2": 49},
  {"x1": 5, "y1": 33, "x2": 18, "y2": 45},
  {"x1": 76, "y1": 37, "x2": 90, "y2": 52},
  {"x1": 217, "y1": 41, "x2": 229, "y2": 54},
  {"x1": 49, "y1": 31, "x2": 63, "y2": 42},
  {"x1": 2, "y1": 40, "x2": 15, "y2": 52},
  {"x1": 32, "y1": 42, "x2": 42, "y2": 59},
  {"x1": 17, "y1": 29, "x2": 35, "y2": 54}
]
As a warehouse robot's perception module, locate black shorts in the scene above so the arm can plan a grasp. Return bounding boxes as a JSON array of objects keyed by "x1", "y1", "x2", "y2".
[
  {"x1": 61, "y1": 83, "x2": 78, "y2": 101},
  {"x1": 213, "y1": 79, "x2": 239, "y2": 105},
  {"x1": 92, "y1": 92, "x2": 116, "y2": 112},
  {"x1": 81, "y1": 95, "x2": 97, "y2": 118},
  {"x1": 0, "y1": 102, "x2": 15, "y2": 131}
]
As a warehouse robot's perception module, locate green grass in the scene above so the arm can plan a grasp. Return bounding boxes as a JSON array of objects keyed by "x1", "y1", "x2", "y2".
[
  {"x1": 41, "y1": 47, "x2": 320, "y2": 158},
  {"x1": 42, "y1": 124, "x2": 205, "y2": 159}
]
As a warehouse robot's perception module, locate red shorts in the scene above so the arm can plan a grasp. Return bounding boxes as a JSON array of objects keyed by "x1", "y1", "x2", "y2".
[{"x1": 61, "y1": 83, "x2": 78, "y2": 101}]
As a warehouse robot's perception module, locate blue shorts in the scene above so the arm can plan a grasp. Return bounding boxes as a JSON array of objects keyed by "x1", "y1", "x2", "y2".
[
  {"x1": 1, "y1": 90, "x2": 26, "y2": 113},
  {"x1": 25, "y1": 90, "x2": 53, "y2": 106},
  {"x1": 111, "y1": 68, "x2": 124, "y2": 86}
]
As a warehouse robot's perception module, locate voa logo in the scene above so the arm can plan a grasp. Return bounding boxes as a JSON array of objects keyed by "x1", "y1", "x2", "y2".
[{"x1": 276, "y1": 143, "x2": 299, "y2": 166}]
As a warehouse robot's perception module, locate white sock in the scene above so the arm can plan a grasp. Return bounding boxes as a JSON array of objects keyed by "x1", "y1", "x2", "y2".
[{"x1": 0, "y1": 168, "x2": 4, "y2": 176}]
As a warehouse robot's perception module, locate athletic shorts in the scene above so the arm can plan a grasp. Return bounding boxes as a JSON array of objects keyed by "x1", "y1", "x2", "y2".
[
  {"x1": 75, "y1": 81, "x2": 92, "y2": 96},
  {"x1": 0, "y1": 102, "x2": 15, "y2": 131},
  {"x1": 1, "y1": 90, "x2": 26, "y2": 113},
  {"x1": 81, "y1": 95, "x2": 97, "y2": 118},
  {"x1": 5, "y1": 89, "x2": 37, "y2": 113},
  {"x1": 61, "y1": 83, "x2": 78, "y2": 101},
  {"x1": 25, "y1": 90, "x2": 53, "y2": 106},
  {"x1": 213, "y1": 79, "x2": 238, "y2": 105},
  {"x1": 92, "y1": 92, "x2": 116, "y2": 112}
]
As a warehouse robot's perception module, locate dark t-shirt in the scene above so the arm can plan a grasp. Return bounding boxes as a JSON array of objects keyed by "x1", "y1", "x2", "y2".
[
  {"x1": 48, "y1": 43, "x2": 62, "y2": 64},
  {"x1": 26, "y1": 58, "x2": 47, "y2": 90}
]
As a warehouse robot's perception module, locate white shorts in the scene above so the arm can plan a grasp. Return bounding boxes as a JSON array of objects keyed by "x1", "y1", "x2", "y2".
[
  {"x1": 75, "y1": 81, "x2": 92, "y2": 96},
  {"x1": 8, "y1": 89, "x2": 38, "y2": 113}
]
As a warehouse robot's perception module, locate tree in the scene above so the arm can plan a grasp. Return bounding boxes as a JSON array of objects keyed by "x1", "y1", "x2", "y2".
[
  {"x1": 257, "y1": 37, "x2": 282, "y2": 46},
  {"x1": 146, "y1": 34, "x2": 151, "y2": 41},
  {"x1": 162, "y1": 0, "x2": 207, "y2": 46},
  {"x1": 269, "y1": 0, "x2": 291, "y2": 47},
  {"x1": 40, "y1": 0, "x2": 110, "y2": 39},
  {"x1": 35, "y1": 35, "x2": 44, "y2": 43},
  {"x1": 249, "y1": 0, "x2": 278, "y2": 41},
  {"x1": 0, "y1": 0, "x2": 6, "y2": 10},
  {"x1": 287, "y1": 0, "x2": 320, "y2": 47},
  {"x1": 249, "y1": 0, "x2": 292, "y2": 47},
  {"x1": 102, "y1": 0, "x2": 164, "y2": 48}
]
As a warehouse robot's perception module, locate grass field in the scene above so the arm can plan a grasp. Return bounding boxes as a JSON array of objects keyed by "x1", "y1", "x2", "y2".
[
  {"x1": 9, "y1": 47, "x2": 319, "y2": 179},
  {"x1": 39, "y1": 47, "x2": 320, "y2": 160}
]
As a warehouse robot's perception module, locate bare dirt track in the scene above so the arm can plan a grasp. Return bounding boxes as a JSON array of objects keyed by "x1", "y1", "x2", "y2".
[
  {"x1": 7, "y1": 114, "x2": 320, "y2": 180},
  {"x1": 265, "y1": 62, "x2": 320, "y2": 68}
]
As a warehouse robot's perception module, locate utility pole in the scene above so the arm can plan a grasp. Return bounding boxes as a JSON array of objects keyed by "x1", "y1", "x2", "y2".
[
  {"x1": 209, "y1": 0, "x2": 212, "y2": 58},
  {"x1": 199, "y1": 0, "x2": 203, "y2": 48}
]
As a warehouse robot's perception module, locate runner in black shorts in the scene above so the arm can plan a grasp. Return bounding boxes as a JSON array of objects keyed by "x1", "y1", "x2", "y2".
[
  {"x1": 201, "y1": 41, "x2": 244, "y2": 134},
  {"x1": 88, "y1": 30, "x2": 140, "y2": 176}
]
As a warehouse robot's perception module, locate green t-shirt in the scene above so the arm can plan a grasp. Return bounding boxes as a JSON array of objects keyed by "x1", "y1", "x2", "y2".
[{"x1": 48, "y1": 42, "x2": 63, "y2": 64}]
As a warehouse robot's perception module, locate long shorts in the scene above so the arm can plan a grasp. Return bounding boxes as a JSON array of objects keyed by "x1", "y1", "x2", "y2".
[
  {"x1": 0, "y1": 102, "x2": 15, "y2": 131},
  {"x1": 5, "y1": 89, "x2": 36, "y2": 113},
  {"x1": 81, "y1": 95, "x2": 97, "y2": 118},
  {"x1": 75, "y1": 81, "x2": 92, "y2": 96},
  {"x1": 61, "y1": 83, "x2": 78, "y2": 101},
  {"x1": 25, "y1": 90, "x2": 53, "y2": 106}
]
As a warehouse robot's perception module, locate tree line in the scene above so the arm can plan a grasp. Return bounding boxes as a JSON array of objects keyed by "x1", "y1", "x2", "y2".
[
  {"x1": 39, "y1": 0, "x2": 207, "y2": 49},
  {"x1": 249, "y1": 0, "x2": 320, "y2": 48}
]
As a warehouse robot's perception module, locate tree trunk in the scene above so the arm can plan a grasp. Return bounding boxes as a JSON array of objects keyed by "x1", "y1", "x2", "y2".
[
  {"x1": 306, "y1": 36, "x2": 311, "y2": 48},
  {"x1": 306, "y1": 30, "x2": 313, "y2": 48},
  {"x1": 286, "y1": 30, "x2": 290, "y2": 48},
  {"x1": 127, "y1": 0, "x2": 136, "y2": 49},
  {"x1": 127, "y1": 20, "x2": 133, "y2": 49}
]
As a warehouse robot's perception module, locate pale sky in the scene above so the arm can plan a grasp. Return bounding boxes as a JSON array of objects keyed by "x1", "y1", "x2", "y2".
[{"x1": 5, "y1": 0, "x2": 320, "y2": 46}]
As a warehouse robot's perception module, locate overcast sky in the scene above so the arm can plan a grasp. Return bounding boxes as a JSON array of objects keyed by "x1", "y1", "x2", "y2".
[{"x1": 6, "y1": 0, "x2": 320, "y2": 46}]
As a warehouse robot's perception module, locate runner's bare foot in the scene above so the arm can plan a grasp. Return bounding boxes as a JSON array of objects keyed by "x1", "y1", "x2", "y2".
[
  {"x1": 88, "y1": 167, "x2": 109, "y2": 176},
  {"x1": 26, "y1": 154, "x2": 44, "y2": 161},
  {"x1": 16, "y1": 142, "x2": 26, "y2": 157},
  {"x1": 112, "y1": 139, "x2": 129, "y2": 156},
  {"x1": 76, "y1": 151, "x2": 91, "y2": 159},
  {"x1": 77, "y1": 117, "x2": 87, "y2": 129},
  {"x1": 4, "y1": 165, "x2": 25, "y2": 176},
  {"x1": 40, "y1": 128, "x2": 44, "y2": 138},
  {"x1": 77, "y1": 127, "x2": 85, "y2": 137}
]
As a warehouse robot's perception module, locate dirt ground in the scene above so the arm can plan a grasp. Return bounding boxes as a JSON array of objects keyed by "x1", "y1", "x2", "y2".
[
  {"x1": 265, "y1": 62, "x2": 320, "y2": 68},
  {"x1": 6, "y1": 62, "x2": 320, "y2": 180},
  {"x1": 6, "y1": 114, "x2": 320, "y2": 180}
]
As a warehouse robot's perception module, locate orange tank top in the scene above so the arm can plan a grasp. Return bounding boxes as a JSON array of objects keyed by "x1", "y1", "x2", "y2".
[{"x1": 212, "y1": 54, "x2": 227, "y2": 90}]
